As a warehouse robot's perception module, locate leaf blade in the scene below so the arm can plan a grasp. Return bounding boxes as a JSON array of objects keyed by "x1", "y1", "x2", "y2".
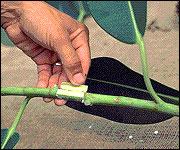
[
  {"x1": 86, "y1": 1, "x2": 147, "y2": 44},
  {"x1": 45, "y1": 1, "x2": 90, "y2": 20}
]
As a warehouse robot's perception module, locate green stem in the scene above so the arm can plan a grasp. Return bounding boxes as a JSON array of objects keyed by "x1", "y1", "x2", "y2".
[
  {"x1": 87, "y1": 78, "x2": 179, "y2": 102},
  {"x1": 128, "y1": 1, "x2": 165, "y2": 104},
  {"x1": 1, "y1": 96, "x2": 32, "y2": 149},
  {"x1": 77, "y1": 1, "x2": 86, "y2": 22},
  {"x1": 85, "y1": 93, "x2": 179, "y2": 116},
  {"x1": 138, "y1": 37, "x2": 165, "y2": 104},
  {"x1": 1, "y1": 85, "x2": 59, "y2": 98},
  {"x1": 1, "y1": 86, "x2": 179, "y2": 116}
]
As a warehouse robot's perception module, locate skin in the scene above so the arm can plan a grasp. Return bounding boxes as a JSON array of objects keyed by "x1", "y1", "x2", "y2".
[{"x1": 1, "y1": 1, "x2": 91, "y2": 106}]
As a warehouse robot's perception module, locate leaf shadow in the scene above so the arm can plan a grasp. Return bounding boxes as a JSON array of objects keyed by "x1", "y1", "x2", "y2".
[{"x1": 65, "y1": 57, "x2": 179, "y2": 124}]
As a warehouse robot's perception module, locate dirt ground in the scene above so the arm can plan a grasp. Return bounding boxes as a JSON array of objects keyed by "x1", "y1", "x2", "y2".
[{"x1": 1, "y1": 1, "x2": 179, "y2": 149}]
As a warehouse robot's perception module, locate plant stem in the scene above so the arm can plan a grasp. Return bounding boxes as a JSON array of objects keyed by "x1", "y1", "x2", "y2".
[
  {"x1": 138, "y1": 37, "x2": 166, "y2": 104},
  {"x1": 87, "y1": 78, "x2": 179, "y2": 102},
  {"x1": 77, "y1": 1, "x2": 86, "y2": 22},
  {"x1": 1, "y1": 85, "x2": 59, "y2": 98},
  {"x1": 85, "y1": 93, "x2": 179, "y2": 116},
  {"x1": 1, "y1": 96, "x2": 32, "y2": 149},
  {"x1": 128, "y1": 1, "x2": 165, "y2": 104},
  {"x1": 1, "y1": 86, "x2": 179, "y2": 116}
]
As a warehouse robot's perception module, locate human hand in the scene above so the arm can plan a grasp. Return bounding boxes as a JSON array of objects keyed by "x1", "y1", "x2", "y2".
[{"x1": 1, "y1": 1, "x2": 91, "y2": 106}]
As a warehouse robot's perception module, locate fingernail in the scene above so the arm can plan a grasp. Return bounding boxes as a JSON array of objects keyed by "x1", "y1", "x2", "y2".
[
  {"x1": 73, "y1": 73, "x2": 85, "y2": 85},
  {"x1": 43, "y1": 98, "x2": 53, "y2": 103}
]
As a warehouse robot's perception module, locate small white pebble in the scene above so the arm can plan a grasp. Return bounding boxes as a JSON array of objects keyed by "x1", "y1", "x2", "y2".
[
  {"x1": 154, "y1": 131, "x2": 158, "y2": 134},
  {"x1": 139, "y1": 140, "x2": 143, "y2": 142},
  {"x1": 129, "y1": 135, "x2": 133, "y2": 139}
]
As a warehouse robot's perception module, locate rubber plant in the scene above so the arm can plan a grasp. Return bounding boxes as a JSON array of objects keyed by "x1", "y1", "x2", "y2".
[{"x1": 1, "y1": 1, "x2": 179, "y2": 149}]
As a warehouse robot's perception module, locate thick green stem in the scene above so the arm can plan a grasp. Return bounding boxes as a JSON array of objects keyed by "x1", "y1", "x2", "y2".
[
  {"x1": 85, "y1": 93, "x2": 179, "y2": 116},
  {"x1": 1, "y1": 85, "x2": 59, "y2": 98},
  {"x1": 1, "y1": 85, "x2": 179, "y2": 116},
  {"x1": 1, "y1": 96, "x2": 32, "y2": 149}
]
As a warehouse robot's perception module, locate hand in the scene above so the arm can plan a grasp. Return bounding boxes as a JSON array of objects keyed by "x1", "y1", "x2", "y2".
[{"x1": 1, "y1": 1, "x2": 91, "y2": 106}]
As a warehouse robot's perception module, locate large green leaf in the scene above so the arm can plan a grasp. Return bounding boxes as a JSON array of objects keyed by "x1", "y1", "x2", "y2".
[
  {"x1": 1, "y1": 129, "x2": 20, "y2": 149},
  {"x1": 86, "y1": 1, "x2": 147, "y2": 44},
  {"x1": 86, "y1": 1, "x2": 167, "y2": 105}
]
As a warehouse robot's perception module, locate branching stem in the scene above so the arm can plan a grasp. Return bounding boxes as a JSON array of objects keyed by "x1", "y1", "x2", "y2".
[
  {"x1": 1, "y1": 86, "x2": 179, "y2": 116},
  {"x1": 128, "y1": 1, "x2": 165, "y2": 104},
  {"x1": 1, "y1": 96, "x2": 32, "y2": 149}
]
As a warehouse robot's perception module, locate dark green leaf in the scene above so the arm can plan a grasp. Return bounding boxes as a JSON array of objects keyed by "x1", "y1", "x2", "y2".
[
  {"x1": 86, "y1": 1, "x2": 147, "y2": 44},
  {"x1": 1, "y1": 129, "x2": 20, "y2": 149}
]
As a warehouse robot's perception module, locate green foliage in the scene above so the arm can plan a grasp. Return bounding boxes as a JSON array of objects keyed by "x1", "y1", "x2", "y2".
[
  {"x1": 86, "y1": 1, "x2": 147, "y2": 44},
  {"x1": 1, "y1": 28, "x2": 15, "y2": 47},
  {"x1": 45, "y1": 1, "x2": 90, "y2": 20},
  {"x1": 1, "y1": 129, "x2": 20, "y2": 149}
]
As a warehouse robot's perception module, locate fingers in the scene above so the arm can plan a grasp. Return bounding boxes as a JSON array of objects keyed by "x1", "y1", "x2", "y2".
[
  {"x1": 37, "y1": 64, "x2": 52, "y2": 88},
  {"x1": 37, "y1": 23, "x2": 90, "y2": 106},
  {"x1": 70, "y1": 25, "x2": 91, "y2": 77},
  {"x1": 54, "y1": 40, "x2": 85, "y2": 85},
  {"x1": 38, "y1": 63, "x2": 68, "y2": 106},
  {"x1": 36, "y1": 64, "x2": 53, "y2": 103},
  {"x1": 52, "y1": 68, "x2": 69, "y2": 106},
  {"x1": 52, "y1": 24, "x2": 90, "y2": 105},
  {"x1": 53, "y1": 23, "x2": 90, "y2": 86}
]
